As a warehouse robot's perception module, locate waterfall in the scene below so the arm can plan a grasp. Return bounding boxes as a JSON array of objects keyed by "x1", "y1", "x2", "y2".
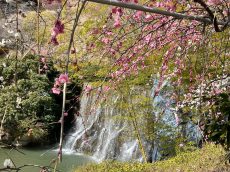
[
  {"x1": 63, "y1": 82, "x2": 201, "y2": 162},
  {"x1": 118, "y1": 140, "x2": 139, "y2": 161},
  {"x1": 63, "y1": 84, "x2": 153, "y2": 162}
]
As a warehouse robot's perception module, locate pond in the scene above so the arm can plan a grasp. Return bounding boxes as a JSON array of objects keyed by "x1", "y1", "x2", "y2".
[{"x1": 0, "y1": 147, "x2": 94, "y2": 172}]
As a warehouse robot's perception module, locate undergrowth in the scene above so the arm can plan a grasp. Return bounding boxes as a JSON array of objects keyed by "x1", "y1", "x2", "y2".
[{"x1": 75, "y1": 144, "x2": 230, "y2": 172}]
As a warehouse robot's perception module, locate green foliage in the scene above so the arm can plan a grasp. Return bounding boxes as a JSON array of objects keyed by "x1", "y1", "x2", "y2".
[
  {"x1": 174, "y1": 139, "x2": 198, "y2": 154},
  {"x1": 75, "y1": 144, "x2": 228, "y2": 172},
  {"x1": 204, "y1": 92, "x2": 230, "y2": 150},
  {"x1": 0, "y1": 55, "x2": 60, "y2": 143}
]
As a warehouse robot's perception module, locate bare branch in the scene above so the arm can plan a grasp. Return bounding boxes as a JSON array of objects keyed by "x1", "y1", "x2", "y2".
[
  {"x1": 87, "y1": 0, "x2": 229, "y2": 28},
  {"x1": 193, "y1": 0, "x2": 221, "y2": 32}
]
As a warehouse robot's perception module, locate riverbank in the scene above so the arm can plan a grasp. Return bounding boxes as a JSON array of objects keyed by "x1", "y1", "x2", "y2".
[{"x1": 75, "y1": 144, "x2": 229, "y2": 172}]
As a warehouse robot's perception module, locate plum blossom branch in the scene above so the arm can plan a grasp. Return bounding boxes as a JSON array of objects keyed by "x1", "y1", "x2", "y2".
[
  {"x1": 87, "y1": 0, "x2": 229, "y2": 29},
  {"x1": 56, "y1": 0, "x2": 87, "y2": 162},
  {"x1": 193, "y1": 0, "x2": 221, "y2": 32}
]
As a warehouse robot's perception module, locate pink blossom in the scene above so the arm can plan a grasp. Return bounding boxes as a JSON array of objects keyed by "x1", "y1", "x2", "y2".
[
  {"x1": 111, "y1": 7, "x2": 123, "y2": 16},
  {"x1": 213, "y1": 88, "x2": 222, "y2": 95},
  {"x1": 85, "y1": 85, "x2": 92, "y2": 93},
  {"x1": 117, "y1": 41, "x2": 122, "y2": 48},
  {"x1": 154, "y1": 87, "x2": 160, "y2": 97},
  {"x1": 137, "y1": 56, "x2": 144, "y2": 61},
  {"x1": 223, "y1": 10, "x2": 228, "y2": 16},
  {"x1": 50, "y1": 19, "x2": 64, "y2": 45},
  {"x1": 54, "y1": 20, "x2": 64, "y2": 34},
  {"x1": 134, "y1": 11, "x2": 143, "y2": 21},
  {"x1": 112, "y1": 7, "x2": 117, "y2": 14},
  {"x1": 58, "y1": 73, "x2": 69, "y2": 83},
  {"x1": 106, "y1": 31, "x2": 113, "y2": 35},
  {"x1": 114, "y1": 18, "x2": 121, "y2": 28},
  {"x1": 156, "y1": 2, "x2": 163, "y2": 7},
  {"x1": 116, "y1": 8, "x2": 123, "y2": 16},
  {"x1": 43, "y1": 65, "x2": 48, "y2": 70},
  {"x1": 207, "y1": 0, "x2": 222, "y2": 5},
  {"x1": 52, "y1": 87, "x2": 61, "y2": 94},
  {"x1": 64, "y1": 112, "x2": 68, "y2": 116},
  {"x1": 91, "y1": 28, "x2": 100, "y2": 34},
  {"x1": 109, "y1": 48, "x2": 116, "y2": 55},
  {"x1": 41, "y1": 57, "x2": 46, "y2": 63},
  {"x1": 162, "y1": 64, "x2": 168, "y2": 71},
  {"x1": 141, "y1": 61, "x2": 146, "y2": 69},
  {"x1": 103, "y1": 86, "x2": 110, "y2": 92},
  {"x1": 50, "y1": 36, "x2": 59, "y2": 45},
  {"x1": 175, "y1": 113, "x2": 180, "y2": 125},
  {"x1": 175, "y1": 58, "x2": 181, "y2": 66},
  {"x1": 145, "y1": 14, "x2": 153, "y2": 22},
  {"x1": 144, "y1": 34, "x2": 152, "y2": 43},
  {"x1": 54, "y1": 78, "x2": 61, "y2": 87},
  {"x1": 86, "y1": 0, "x2": 225, "y2": 92},
  {"x1": 102, "y1": 37, "x2": 110, "y2": 44},
  {"x1": 175, "y1": 68, "x2": 182, "y2": 75}
]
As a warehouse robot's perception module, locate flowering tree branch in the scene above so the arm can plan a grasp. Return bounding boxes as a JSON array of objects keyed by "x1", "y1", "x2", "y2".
[
  {"x1": 58, "y1": 0, "x2": 87, "y2": 162},
  {"x1": 87, "y1": 0, "x2": 229, "y2": 30},
  {"x1": 193, "y1": 0, "x2": 221, "y2": 32}
]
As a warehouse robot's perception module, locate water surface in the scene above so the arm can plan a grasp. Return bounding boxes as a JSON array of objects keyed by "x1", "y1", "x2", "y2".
[{"x1": 0, "y1": 147, "x2": 93, "y2": 172}]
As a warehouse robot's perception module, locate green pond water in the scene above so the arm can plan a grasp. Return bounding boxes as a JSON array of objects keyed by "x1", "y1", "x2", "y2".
[{"x1": 0, "y1": 147, "x2": 94, "y2": 172}]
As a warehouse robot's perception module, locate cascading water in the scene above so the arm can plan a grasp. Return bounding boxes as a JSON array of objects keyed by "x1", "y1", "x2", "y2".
[
  {"x1": 63, "y1": 82, "x2": 201, "y2": 162},
  {"x1": 63, "y1": 91, "x2": 103, "y2": 153},
  {"x1": 118, "y1": 140, "x2": 139, "y2": 161},
  {"x1": 63, "y1": 84, "x2": 153, "y2": 162}
]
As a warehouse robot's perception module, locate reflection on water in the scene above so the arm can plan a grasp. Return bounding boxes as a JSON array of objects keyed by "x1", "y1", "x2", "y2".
[{"x1": 0, "y1": 147, "x2": 94, "y2": 172}]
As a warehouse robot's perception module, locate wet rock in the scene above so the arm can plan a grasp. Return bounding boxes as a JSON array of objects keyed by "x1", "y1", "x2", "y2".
[
  {"x1": 0, "y1": 129, "x2": 13, "y2": 145},
  {"x1": 3, "y1": 159, "x2": 14, "y2": 168}
]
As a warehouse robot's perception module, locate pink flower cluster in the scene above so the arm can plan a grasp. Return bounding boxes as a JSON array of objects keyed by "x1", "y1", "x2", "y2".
[
  {"x1": 110, "y1": 55, "x2": 146, "y2": 82},
  {"x1": 111, "y1": 7, "x2": 123, "y2": 28},
  {"x1": 133, "y1": 11, "x2": 143, "y2": 22},
  {"x1": 85, "y1": 0, "x2": 227, "y2": 96},
  {"x1": 207, "y1": 0, "x2": 222, "y2": 5},
  {"x1": 52, "y1": 73, "x2": 70, "y2": 94},
  {"x1": 95, "y1": 1, "x2": 204, "y2": 86},
  {"x1": 84, "y1": 85, "x2": 92, "y2": 95},
  {"x1": 40, "y1": 57, "x2": 48, "y2": 72},
  {"x1": 50, "y1": 19, "x2": 64, "y2": 45}
]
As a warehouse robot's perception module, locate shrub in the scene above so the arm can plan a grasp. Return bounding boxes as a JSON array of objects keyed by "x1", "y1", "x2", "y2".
[{"x1": 0, "y1": 55, "x2": 61, "y2": 144}]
